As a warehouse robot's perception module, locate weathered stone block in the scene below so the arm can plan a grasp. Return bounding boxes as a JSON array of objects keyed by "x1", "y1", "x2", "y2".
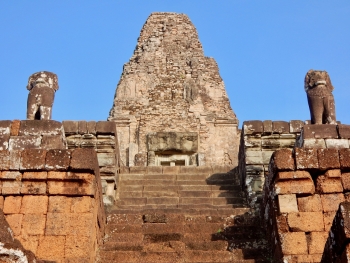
[
  {"x1": 97, "y1": 152, "x2": 116, "y2": 166},
  {"x1": 272, "y1": 121, "x2": 289, "y2": 134},
  {"x1": 279, "y1": 232, "x2": 308, "y2": 255},
  {"x1": 65, "y1": 235, "x2": 91, "y2": 258},
  {"x1": 41, "y1": 135, "x2": 65, "y2": 149},
  {"x1": 22, "y1": 213, "x2": 46, "y2": 235},
  {"x1": 289, "y1": 120, "x2": 304, "y2": 133},
  {"x1": 67, "y1": 213, "x2": 94, "y2": 236},
  {"x1": 287, "y1": 212, "x2": 324, "y2": 232},
  {"x1": 47, "y1": 171, "x2": 66, "y2": 179},
  {"x1": 5, "y1": 214, "x2": 23, "y2": 236},
  {"x1": 308, "y1": 231, "x2": 328, "y2": 254},
  {"x1": 273, "y1": 149, "x2": 295, "y2": 170},
  {"x1": 20, "y1": 149, "x2": 47, "y2": 170},
  {"x1": 10, "y1": 120, "x2": 20, "y2": 136},
  {"x1": 316, "y1": 176, "x2": 343, "y2": 193},
  {"x1": 246, "y1": 165, "x2": 264, "y2": 176},
  {"x1": 18, "y1": 120, "x2": 63, "y2": 136},
  {"x1": 0, "y1": 135, "x2": 9, "y2": 150},
  {"x1": 321, "y1": 193, "x2": 345, "y2": 212},
  {"x1": 244, "y1": 136, "x2": 261, "y2": 149},
  {"x1": 22, "y1": 171, "x2": 47, "y2": 180},
  {"x1": 70, "y1": 148, "x2": 98, "y2": 172},
  {"x1": 145, "y1": 166, "x2": 162, "y2": 174},
  {"x1": 339, "y1": 148, "x2": 350, "y2": 170},
  {"x1": 317, "y1": 148, "x2": 340, "y2": 170},
  {"x1": 78, "y1": 121, "x2": 88, "y2": 134},
  {"x1": 261, "y1": 135, "x2": 281, "y2": 149},
  {"x1": 163, "y1": 166, "x2": 181, "y2": 174},
  {"x1": 47, "y1": 180, "x2": 95, "y2": 196},
  {"x1": 325, "y1": 138, "x2": 349, "y2": 149},
  {"x1": 21, "y1": 195, "x2": 48, "y2": 214},
  {"x1": 323, "y1": 211, "x2": 337, "y2": 232},
  {"x1": 81, "y1": 137, "x2": 97, "y2": 148},
  {"x1": 3, "y1": 196, "x2": 22, "y2": 214},
  {"x1": 0, "y1": 171, "x2": 22, "y2": 180},
  {"x1": 45, "y1": 212, "x2": 70, "y2": 235},
  {"x1": 341, "y1": 172, "x2": 350, "y2": 191},
  {"x1": 48, "y1": 196, "x2": 72, "y2": 213},
  {"x1": 71, "y1": 196, "x2": 94, "y2": 213},
  {"x1": 295, "y1": 148, "x2": 319, "y2": 169},
  {"x1": 9, "y1": 150, "x2": 21, "y2": 170},
  {"x1": 0, "y1": 150, "x2": 10, "y2": 169},
  {"x1": 275, "y1": 179, "x2": 315, "y2": 195},
  {"x1": 303, "y1": 124, "x2": 338, "y2": 139},
  {"x1": 297, "y1": 195, "x2": 322, "y2": 212},
  {"x1": 45, "y1": 149, "x2": 71, "y2": 170},
  {"x1": 243, "y1": 121, "x2": 263, "y2": 135},
  {"x1": 245, "y1": 150, "x2": 263, "y2": 165},
  {"x1": 9, "y1": 135, "x2": 41, "y2": 150},
  {"x1": 0, "y1": 196, "x2": 3, "y2": 210},
  {"x1": 96, "y1": 121, "x2": 116, "y2": 134},
  {"x1": 338, "y1": 124, "x2": 350, "y2": 139},
  {"x1": 87, "y1": 121, "x2": 96, "y2": 135},
  {"x1": 63, "y1": 120, "x2": 78, "y2": 135},
  {"x1": 0, "y1": 120, "x2": 11, "y2": 136},
  {"x1": 36, "y1": 235, "x2": 65, "y2": 261},
  {"x1": 2, "y1": 180, "x2": 21, "y2": 194},
  {"x1": 277, "y1": 171, "x2": 311, "y2": 180},
  {"x1": 325, "y1": 169, "x2": 341, "y2": 178},
  {"x1": 303, "y1": 138, "x2": 326, "y2": 148},
  {"x1": 262, "y1": 151, "x2": 274, "y2": 164},
  {"x1": 259, "y1": 120, "x2": 271, "y2": 134},
  {"x1": 283, "y1": 254, "x2": 322, "y2": 263},
  {"x1": 21, "y1": 181, "x2": 46, "y2": 195},
  {"x1": 278, "y1": 194, "x2": 298, "y2": 213},
  {"x1": 276, "y1": 214, "x2": 289, "y2": 233}
]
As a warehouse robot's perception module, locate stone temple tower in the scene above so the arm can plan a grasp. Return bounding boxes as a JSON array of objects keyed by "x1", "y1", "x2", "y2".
[{"x1": 108, "y1": 12, "x2": 239, "y2": 167}]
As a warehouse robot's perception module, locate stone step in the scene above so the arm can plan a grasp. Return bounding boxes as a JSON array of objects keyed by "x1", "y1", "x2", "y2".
[
  {"x1": 106, "y1": 207, "x2": 251, "y2": 218},
  {"x1": 119, "y1": 190, "x2": 243, "y2": 198},
  {"x1": 109, "y1": 205, "x2": 250, "y2": 215},
  {"x1": 119, "y1": 179, "x2": 238, "y2": 186},
  {"x1": 120, "y1": 184, "x2": 242, "y2": 192},
  {"x1": 98, "y1": 249, "x2": 261, "y2": 263},
  {"x1": 115, "y1": 197, "x2": 246, "y2": 207},
  {"x1": 120, "y1": 172, "x2": 238, "y2": 181}
]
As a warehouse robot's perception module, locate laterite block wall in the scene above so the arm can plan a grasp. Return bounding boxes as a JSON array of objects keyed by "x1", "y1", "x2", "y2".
[{"x1": 0, "y1": 148, "x2": 105, "y2": 263}]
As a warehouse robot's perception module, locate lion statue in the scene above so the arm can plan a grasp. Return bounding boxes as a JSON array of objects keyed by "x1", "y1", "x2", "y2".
[
  {"x1": 26, "y1": 71, "x2": 59, "y2": 120},
  {"x1": 304, "y1": 69, "x2": 336, "y2": 124}
]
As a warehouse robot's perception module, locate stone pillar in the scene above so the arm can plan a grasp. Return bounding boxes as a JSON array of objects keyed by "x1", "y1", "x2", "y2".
[
  {"x1": 128, "y1": 142, "x2": 138, "y2": 167},
  {"x1": 148, "y1": 151, "x2": 155, "y2": 166}
]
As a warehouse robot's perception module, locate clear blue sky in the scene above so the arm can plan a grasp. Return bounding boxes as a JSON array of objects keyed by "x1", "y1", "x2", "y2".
[{"x1": 1, "y1": 1, "x2": 349, "y2": 127}]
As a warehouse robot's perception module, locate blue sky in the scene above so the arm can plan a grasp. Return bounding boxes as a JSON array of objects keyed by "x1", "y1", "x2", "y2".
[{"x1": 1, "y1": 1, "x2": 349, "y2": 127}]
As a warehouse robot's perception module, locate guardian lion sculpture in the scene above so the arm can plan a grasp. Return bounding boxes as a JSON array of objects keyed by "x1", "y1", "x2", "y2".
[
  {"x1": 304, "y1": 70, "x2": 336, "y2": 124},
  {"x1": 26, "y1": 71, "x2": 59, "y2": 120}
]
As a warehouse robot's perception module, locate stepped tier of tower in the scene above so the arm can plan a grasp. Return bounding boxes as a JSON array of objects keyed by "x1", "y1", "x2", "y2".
[{"x1": 108, "y1": 13, "x2": 239, "y2": 168}]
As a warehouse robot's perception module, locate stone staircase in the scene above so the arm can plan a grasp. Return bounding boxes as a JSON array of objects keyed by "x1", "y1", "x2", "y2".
[{"x1": 97, "y1": 166, "x2": 270, "y2": 262}]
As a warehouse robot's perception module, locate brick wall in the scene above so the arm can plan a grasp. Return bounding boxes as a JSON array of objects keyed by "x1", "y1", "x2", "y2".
[
  {"x1": 240, "y1": 121, "x2": 350, "y2": 212},
  {"x1": 262, "y1": 148, "x2": 350, "y2": 262},
  {"x1": 63, "y1": 120, "x2": 120, "y2": 205},
  {"x1": 239, "y1": 120, "x2": 304, "y2": 210},
  {"x1": 0, "y1": 148, "x2": 105, "y2": 262},
  {"x1": 0, "y1": 120, "x2": 66, "y2": 150}
]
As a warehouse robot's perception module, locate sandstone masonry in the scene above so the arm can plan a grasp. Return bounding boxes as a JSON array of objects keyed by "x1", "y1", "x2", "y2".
[{"x1": 108, "y1": 12, "x2": 239, "y2": 168}]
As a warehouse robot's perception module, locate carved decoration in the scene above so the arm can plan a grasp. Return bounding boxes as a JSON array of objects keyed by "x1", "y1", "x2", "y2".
[
  {"x1": 304, "y1": 69, "x2": 336, "y2": 124},
  {"x1": 26, "y1": 71, "x2": 59, "y2": 120}
]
